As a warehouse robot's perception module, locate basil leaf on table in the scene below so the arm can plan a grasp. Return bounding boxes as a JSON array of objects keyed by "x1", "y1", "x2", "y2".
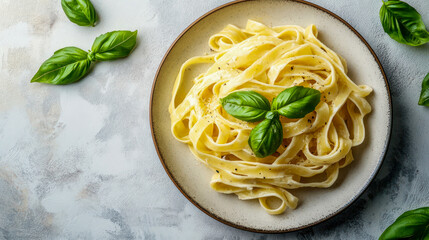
[
  {"x1": 380, "y1": 0, "x2": 429, "y2": 46},
  {"x1": 220, "y1": 91, "x2": 271, "y2": 122},
  {"x1": 379, "y1": 207, "x2": 429, "y2": 240},
  {"x1": 31, "y1": 30, "x2": 138, "y2": 85},
  {"x1": 248, "y1": 112, "x2": 283, "y2": 158},
  {"x1": 91, "y1": 30, "x2": 138, "y2": 61},
  {"x1": 271, "y1": 86, "x2": 321, "y2": 118},
  {"x1": 418, "y1": 73, "x2": 429, "y2": 106},
  {"x1": 31, "y1": 47, "x2": 93, "y2": 85},
  {"x1": 61, "y1": 0, "x2": 97, "y2": 27}
]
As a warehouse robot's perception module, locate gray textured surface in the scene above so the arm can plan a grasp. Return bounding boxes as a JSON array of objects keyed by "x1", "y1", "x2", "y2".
[{"x1": 0, "y1": 0, "x2": 428, "y2": 239}]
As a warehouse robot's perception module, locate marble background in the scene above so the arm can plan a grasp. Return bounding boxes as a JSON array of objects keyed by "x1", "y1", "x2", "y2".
[{"x1": 0, "y1": 0, "x2": 428, "y2": 239}]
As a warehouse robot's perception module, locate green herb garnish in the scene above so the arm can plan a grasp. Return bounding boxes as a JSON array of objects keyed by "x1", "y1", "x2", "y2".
[
  {"x1": 91, "y1": 31, "x2": 139, "y2": 61},
  {"x1": 220, "y1": 86, "x2": 321, "y2": 158},
  {"x1": 418, "y1": 73, "x2": 429, "y2": 106},
  {"x1": 272, "y1": 86, "x2": 321, "y2": 118},
  {"x1": 61, "y1": 0, "x2": 98, "y2": 27},
  {"x1": 220, "y1": 91, "x2": 271, "y2": 122},
  {"x1": 31, "y1": 30, "x2": 138, "y2": 85},
  {"x1": 379, "y1": 0, "x2": 429, "y2": 46},
  {"x1": 248, "y1": 112, "x2": 283, "y2": 158},
  {"x1": 379, "y1": 207, "x2": 429, "y2": 240}
]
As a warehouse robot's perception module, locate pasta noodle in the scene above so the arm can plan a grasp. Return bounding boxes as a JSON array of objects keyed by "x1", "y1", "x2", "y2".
[{"x1": 169, "y1": 20, "x2": 372, "y2": 214}]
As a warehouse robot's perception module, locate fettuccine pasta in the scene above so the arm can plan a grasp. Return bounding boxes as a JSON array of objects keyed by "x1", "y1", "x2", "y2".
[{"x1": 169, "y1": 20, "x2": 372, "y2": 214}]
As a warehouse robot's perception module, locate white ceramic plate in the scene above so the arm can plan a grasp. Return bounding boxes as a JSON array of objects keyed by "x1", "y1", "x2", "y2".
[{"x1": 150, "y1": 0, "x2": 392, "y2": 233}]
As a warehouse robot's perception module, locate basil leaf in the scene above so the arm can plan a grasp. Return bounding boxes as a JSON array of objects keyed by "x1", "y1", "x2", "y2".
[
  {"x1": 422, "y1": 226, "x2": 429, "y2": 240},
  {"x1": 380, "y1": 0, "x2": 429, "y2": 46},
  {"x1": 248, "y1": 113, "x2": 283, "y2": 158},
  {"x1": 418, "y1": 73, "x2": 429, "y2": 106},
  {"x1": 31, "y1": 47, "x2": 92, "y2": 85},
  {"x1": 220, "y1": 91, "x2": 271, "y2": 122},
  {"x1": 271, "y1": 86, "x2": 321, "y2": 119},
  {"x1": 91, "y1": 30, "x2": 138, "y2": 61},
  {"x1": 61, "y1": 0, "x2": 97, "y2": 27},
  {"x1": 379, "y1": 207, "x2": 429, "y2": 240}
]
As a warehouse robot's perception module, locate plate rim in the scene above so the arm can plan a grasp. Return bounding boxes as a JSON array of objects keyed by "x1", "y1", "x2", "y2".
[{"x1": 149, "y1": 0, "x2": 393, "y2": 233}]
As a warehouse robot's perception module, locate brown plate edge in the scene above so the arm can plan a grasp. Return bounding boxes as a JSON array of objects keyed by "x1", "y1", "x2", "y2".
[{"x1": 149, "y1": 0, "x2": 393, "y2": 234}]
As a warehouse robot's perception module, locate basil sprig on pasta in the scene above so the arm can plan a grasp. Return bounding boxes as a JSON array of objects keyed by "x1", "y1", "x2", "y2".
[
  {"x1": 61, "y1": 0, "x2": 98, "y2": 27},
  {"x1": 379, "y1": 0, "x2": 429, "y2": 46},
  {"x1": 31, "y1": 30, "x2": 137, "y2": 85},
  {"x1": 220, "y1": 86, "x2": 321, "y2": 158},
  {"x1": 379, "y1": 207, "x2": 429, "y2": 240}
]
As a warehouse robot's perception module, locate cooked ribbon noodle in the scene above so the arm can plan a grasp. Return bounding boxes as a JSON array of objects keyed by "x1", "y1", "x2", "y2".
[{"x1": 169, "y1": 20, "x2": 372, "y2": 214}]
